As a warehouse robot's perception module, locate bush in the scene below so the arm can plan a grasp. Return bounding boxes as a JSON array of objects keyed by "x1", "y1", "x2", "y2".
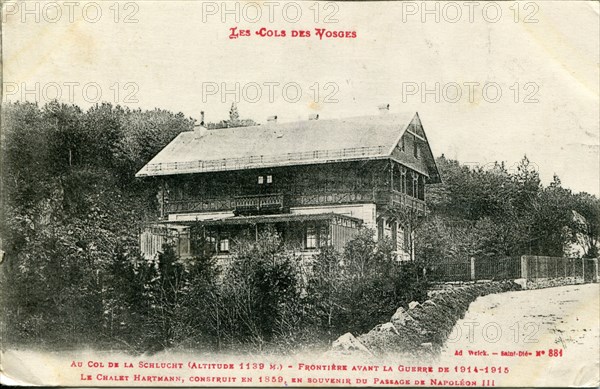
[
  {"x1": 217, "y1": 228, "x2": 304, "y2": 351},
  {"x1": 306, "y1": 228, "x2": 430, "y2": 340}
]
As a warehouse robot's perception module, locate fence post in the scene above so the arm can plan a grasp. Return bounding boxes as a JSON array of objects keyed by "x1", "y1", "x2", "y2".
[
  {"x1": 470, "y1": 257, "x2": 476, "y2": 281},
  {"x1": 520, "y1": 255, "x2": 528, "y2": 280}
]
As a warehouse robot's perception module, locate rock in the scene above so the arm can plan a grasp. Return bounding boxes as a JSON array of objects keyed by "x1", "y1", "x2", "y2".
[
  {"x1": 514, "y1": 278, "x2": 527, "y2": 290},
  {"x1": 391, "y1": 307, "x2": 414, "y2": 327},
  {"x1": 423, "y1": 299, "x2": 437, "y2": 307},
  {"x1": 421, "y1": 342, "x2": 433, "y2": 349},
  {"x1": 379, "y1": 322, "x2": 399, "y2": 335},
  {"x1": 332, "y1": 332, "x2": 373, "y2": 355},
  {"x1": 408, "y1": 301, "x2": 421, "y2": 310}
]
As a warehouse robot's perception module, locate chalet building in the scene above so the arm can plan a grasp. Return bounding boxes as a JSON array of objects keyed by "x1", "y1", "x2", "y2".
[{"x1": 136, "y1": 109, "x2": 440, "y2": 261}]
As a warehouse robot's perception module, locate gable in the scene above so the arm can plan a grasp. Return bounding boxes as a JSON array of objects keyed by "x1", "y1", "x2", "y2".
[{"x1": 390, "y1": 114, "x2": 441, "y2": 183}]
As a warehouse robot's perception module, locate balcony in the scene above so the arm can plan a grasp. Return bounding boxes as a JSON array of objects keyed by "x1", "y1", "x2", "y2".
[
  {"x1": 234, "y1": 193, "x2": 285, "y2": 215},
  {"x1": 164, "y1": 190, "x2": 426, "y2": 216},
  {"x1": 165, "y1": 197, "x2": 233, "y2": 214},
  {"x1": 376, "y1": 190, "x2": 428, "y2": 214},
  {"x1": 290, "y1": 190, "x2": 375, "y2": 207}
]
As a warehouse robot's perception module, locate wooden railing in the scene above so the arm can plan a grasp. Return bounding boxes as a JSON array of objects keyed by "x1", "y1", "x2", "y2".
[
  {"x1": 139, "y1": 145, "x2": 388, "y2": 175},
  {"x1": 290, "y1": 190, "x2": 375, "y2": 207},
  {"x1": 164, "y1": 190, "x2": 426, "y2": 215},
  {"x1": 165, "y1": 197, "x2": 233, "y2": 213},
  {"x1": 377, "y1": 190, "x2": 428, "y2": 213},
  {"x1": 234, "y1": 193, "x2": 284, "y2": 214}
]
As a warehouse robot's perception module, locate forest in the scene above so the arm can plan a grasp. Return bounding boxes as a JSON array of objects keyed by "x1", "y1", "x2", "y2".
[{"x1": 1, "y1": 101, "x2": 598, "y2": 353}]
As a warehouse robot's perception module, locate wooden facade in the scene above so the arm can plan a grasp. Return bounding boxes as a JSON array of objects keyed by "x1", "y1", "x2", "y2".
[
  {"x1": 137, "y1": 112, "x2": 440, "y2": 260},
  {"x1": 160, "y1": 160, "x2": 427, "y2": 217}
]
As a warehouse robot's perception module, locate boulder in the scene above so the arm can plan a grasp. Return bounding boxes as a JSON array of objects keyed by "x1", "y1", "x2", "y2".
[
  {"x1": 408, "y1": 301, "x2": 421, "y2": 310},
  {"x1": 332, "y1": 332, "x2": 373, "y2": 355},
  {"x1": 391, "y1": 307, "x2": 414, "y2": 327},
  {"x1": 514, "y1": 278, "x2": 527, "y2": 290},
  {"x1": 378, "y1": 322, "x2": 399, "y2": 335}
]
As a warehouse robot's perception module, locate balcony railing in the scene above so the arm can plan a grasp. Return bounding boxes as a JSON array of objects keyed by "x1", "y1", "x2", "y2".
[
  {"x1": 290, "y1": 190, "x2": 375, "y2": 207},
  {"x1": 138, "y1": 145, "x2": 388, "y2": 176},
  {"x1": 164, "y1": 190, "x2": 426, "y2": 215},
  {"x1": 387, "y1": 190, "x2": 428, "y2": 213},
  {"x1": 165, "y1": 197, "x2": 233, "y2": 214},
  {"x1": 234, "y1": 193, "x2": 285, "y2": 214}
]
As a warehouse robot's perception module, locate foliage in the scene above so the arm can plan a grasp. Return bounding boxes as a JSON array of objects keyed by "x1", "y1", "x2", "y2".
[
  {"x1": 1, "y1": 101, "x2": 598, "y2": 355},
  {"x1": 206, "y1": 102, "x2": 257, "y2": 129},
  {"x1": 306, "y1": 229, "x2": 429, "y2": 338},
  {"x1": 0, "y1": 101, "x2": 192, "y2": 350},
  {"x1": 417, "y1": 155, "x2": 600, "y2": 265}
]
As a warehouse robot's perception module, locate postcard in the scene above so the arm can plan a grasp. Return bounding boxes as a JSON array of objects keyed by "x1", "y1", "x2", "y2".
[{"x1": 1, "y1": 0, "x2": 599, "y2": 387}]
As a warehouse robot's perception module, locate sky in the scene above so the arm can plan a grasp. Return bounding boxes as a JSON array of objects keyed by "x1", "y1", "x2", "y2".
[{"x1": 3, "y1": 1, "x2": 599, "y2": 195}]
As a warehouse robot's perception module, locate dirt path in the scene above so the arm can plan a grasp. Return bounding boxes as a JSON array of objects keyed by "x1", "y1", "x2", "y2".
[{"x1": 438, "y1": 283, "x2": 599, "y2": 387}]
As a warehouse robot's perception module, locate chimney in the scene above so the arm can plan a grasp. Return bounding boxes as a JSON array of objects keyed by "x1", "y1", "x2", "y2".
[
  {"x1": 267, "y1": 115, "x2": 278, "y2": 123},
  {"x1": 194, "y1": 111, "x2": 208, "y2": 138},
  {"x1": 378, "y1": 104, "x2": 390, "y2": 113},
  {"x1": 308, "y1": 113, "x2": 319, "y2": 120}
]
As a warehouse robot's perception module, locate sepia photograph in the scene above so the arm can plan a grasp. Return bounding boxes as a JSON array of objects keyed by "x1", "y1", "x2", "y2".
[{"x1": 1, "y1": 0, "x2": 599, "y2": 387}]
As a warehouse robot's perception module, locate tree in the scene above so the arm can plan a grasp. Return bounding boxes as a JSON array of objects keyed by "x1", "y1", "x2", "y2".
[
  {"x1": 0, "y1": 101, "x2": 196, "y2": 349},
  {"x1": 572, "y1": 193, "x2": 600, "y2": 258},
  {"x1": 207, "y1": 103, "x2": 258, "y2": 129},
  {"x1": 229, "y1": 102, "x2": 240, "y2": 123},
  {"x1": 305, "y1": 247, "x2": 342, "y2": 337},
  {"x1": 218, "y1": 228, "x2": 303, "y2": 350},
  {"x1": 306, "y1": 229, "x2": 429, "y2": 338}
]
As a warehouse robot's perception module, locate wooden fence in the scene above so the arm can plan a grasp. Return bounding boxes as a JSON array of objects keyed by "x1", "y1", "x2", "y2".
[{"x1": 430, "y1": 256, "x2": 598, "y2": 283}]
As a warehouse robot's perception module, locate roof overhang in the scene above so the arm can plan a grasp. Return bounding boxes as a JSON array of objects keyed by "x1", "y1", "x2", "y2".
[
  {"x1": 136, "y1": 145, "x2": 390, "y2": 177},
  {"x1": 147, "y1": 212, "x2": 363, "y2": 227}
]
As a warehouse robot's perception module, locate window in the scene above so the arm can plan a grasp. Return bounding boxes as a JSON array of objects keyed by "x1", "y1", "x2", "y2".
[
  {"x1": 401, "y1": 168, "x2": 407, "y2": 194},
  {"x1": 266, "y1": 175, "x2": 272, "y2": 184},
  {"x1": 305, "y1": 227, "x2": 317, "y2": 249},
  {"x1": 258, "y1": 176, "x2": 264, "y2": 184},
  {"x1": 219, "y1": 237, "x2": 230, "y2": 253},
  {"x1": 384, "y1": 219, "x2": 393, "y2": 239},
  {"x1": 403, "y1": 227, "x2": 410, "y2": 253},
  {"x1": 413, "y1": 174, "x2": 418, "y2": 198},
  {"x1": 413, "y1": 135, "x2": 419, "y2": 158},
  {"x1": 205, "y1": 235, "x2": 217, "y2": 253},
  {"x1": 400, "y1": 136, "x2": 405, "y2": 152}
]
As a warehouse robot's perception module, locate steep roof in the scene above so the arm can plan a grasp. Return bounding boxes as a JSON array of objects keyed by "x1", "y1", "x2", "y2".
[{"x1": 136, "y1": 112, "x2": 440, "y2": 182}]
